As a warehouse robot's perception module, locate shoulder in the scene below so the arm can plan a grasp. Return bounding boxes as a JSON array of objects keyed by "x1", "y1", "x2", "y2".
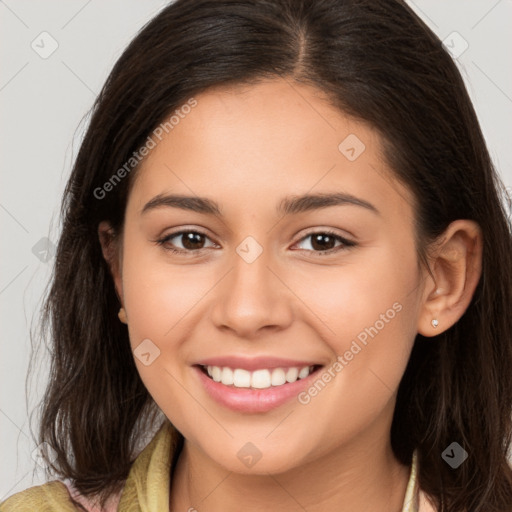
[
  {"x1": 0, "y1": 480, "x2": 80, "y2": 511},
  {"x1": 0, "y1": 480, "x2": 122, "y2": 512}
]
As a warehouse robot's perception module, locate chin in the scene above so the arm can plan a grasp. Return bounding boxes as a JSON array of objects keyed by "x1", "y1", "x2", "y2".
[{"x1": 200, "y1": 441, "x2": 309, "y2": 476}]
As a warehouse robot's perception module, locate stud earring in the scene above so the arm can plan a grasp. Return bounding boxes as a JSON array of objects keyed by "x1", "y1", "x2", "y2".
[
  {"x1": 118, "y1": 307, "x2": 127, "y2": 324},
  {"x1": 431, "y1": 318, "x2": 439, "y2": 328}
]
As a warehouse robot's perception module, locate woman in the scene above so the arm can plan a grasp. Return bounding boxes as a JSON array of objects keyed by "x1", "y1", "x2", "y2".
[{"x1": 2, "y1": 0, "x2": 511, "y2": 511}]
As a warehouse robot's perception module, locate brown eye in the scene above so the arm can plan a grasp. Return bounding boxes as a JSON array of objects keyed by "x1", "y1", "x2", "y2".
[
  {"x1": 178, "y1": 232, "x2": 206, "y2": 250},
  {"x1": 310, "y1": 233, "x2": 337, "y2": 251},
  {"x1": 157, "y1": 230, "x2": 216, "y2": 254},
  {"x1": 294, "y1": 230, "x2": 357, "y2": 255}
]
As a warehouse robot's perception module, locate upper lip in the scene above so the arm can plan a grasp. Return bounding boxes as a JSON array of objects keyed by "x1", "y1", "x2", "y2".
[{"x1": 194, "y1": 356, "x2": 323, "y2": 372}]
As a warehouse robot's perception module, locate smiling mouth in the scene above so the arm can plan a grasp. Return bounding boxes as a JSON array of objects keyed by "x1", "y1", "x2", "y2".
[{"x1": 197, "y1": 364, "x2": 323, "y2": 390}]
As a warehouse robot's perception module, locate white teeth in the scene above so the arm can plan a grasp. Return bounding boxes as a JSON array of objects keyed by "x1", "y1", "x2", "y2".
[
  {"x1": 285, "y1": 367, "x2": 299, "y2": 382},
  {"x1": 203, "y1": 365, "x2": 316, "y2": 389},
  {"x1": 233, "y1": 369, "x2": 251, "y2": 388},
  {"x1": 298, "y1": 366, "x2": 310, "y2": 379},
  {"x1": 211, "y1": 366, "x2": 222, "y2": 382},
  {"x1": 271, "y1": 368, "x2": 286, "y2": 386},
  {"x1": 221, "y1": 367, "x2": 234, "y2": 385},
  {"x1": 251, "y1": 369, "x2": 271, "y2": 389}
]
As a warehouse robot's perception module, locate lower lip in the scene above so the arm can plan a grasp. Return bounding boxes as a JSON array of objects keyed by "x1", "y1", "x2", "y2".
[{"x1": 193, "y1": 365, "x2": 322, "y2": 413}]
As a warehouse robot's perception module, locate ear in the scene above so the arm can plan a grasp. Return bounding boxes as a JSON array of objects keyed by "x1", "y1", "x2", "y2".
[
  {"x1": 98, "y1": 221, "x2": 124, "y2": 306},
  {"x1": 417, "y1": 219, "x2": 483, "y2": 337}
]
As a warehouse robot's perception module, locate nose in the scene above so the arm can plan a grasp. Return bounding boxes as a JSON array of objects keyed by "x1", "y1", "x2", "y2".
[{"x1": 210, "y1": 245, "x2": 294, "y2": 339}]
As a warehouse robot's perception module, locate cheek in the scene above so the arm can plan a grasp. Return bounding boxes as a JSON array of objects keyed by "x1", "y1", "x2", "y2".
[
  {"x1": 301, "y1": 242, "x2": 418, "y2": 341},
  {"x1": 296, "y1": 242, "x2": 419, "y2": 396},
  {"x1": 120, "y1": 229, "x2": 211, "y2": 343},
  {"x1": 119, "y1": 236, "x2": 207, "y2": 414},
  {"x1": 283, "y1": 247, "x2": 420, "y2": 447}
]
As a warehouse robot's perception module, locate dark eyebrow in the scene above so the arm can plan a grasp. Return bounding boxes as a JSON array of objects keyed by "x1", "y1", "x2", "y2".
[
  {"x1": 141, "y1": 194, "x2": 222, "y2": 216},
  {"x1": 141, "y1": 192, "x2": 380, "y2": 217},
  {"x1": 277, "y1": 192, "x2": 380, "y2": 216}
]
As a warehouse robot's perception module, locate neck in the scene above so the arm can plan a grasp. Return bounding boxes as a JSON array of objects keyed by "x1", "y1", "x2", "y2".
[{"x1": 169, "y1": 419, "x2": 411, "y2": 512}]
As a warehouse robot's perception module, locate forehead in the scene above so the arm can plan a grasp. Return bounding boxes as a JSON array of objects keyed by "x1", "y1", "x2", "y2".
[{"x1": 128, "y1": 78, "x2": 415, "y2": 223}]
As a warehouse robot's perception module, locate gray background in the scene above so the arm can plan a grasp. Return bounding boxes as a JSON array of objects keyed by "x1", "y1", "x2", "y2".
[{"x1": 1, "y1": 0, "x2": 511, "y2": 500}]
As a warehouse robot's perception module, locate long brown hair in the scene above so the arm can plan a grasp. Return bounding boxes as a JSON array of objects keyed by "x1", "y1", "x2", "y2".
[{"x1": 31, "y1": 0, "x2": 512, "y2": 510}]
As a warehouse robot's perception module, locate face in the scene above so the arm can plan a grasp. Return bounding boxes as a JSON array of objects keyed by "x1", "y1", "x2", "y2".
[{"x1": 110, "y1": 78, "x2": 427, "y2": 473}]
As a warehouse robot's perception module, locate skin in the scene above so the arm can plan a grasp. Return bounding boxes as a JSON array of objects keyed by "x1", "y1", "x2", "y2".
[{"x1": 99, "y1": 77, "x2": 482, "y2": 511}]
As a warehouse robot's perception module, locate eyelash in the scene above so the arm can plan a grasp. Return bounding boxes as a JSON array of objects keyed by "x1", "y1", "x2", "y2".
[{"x1": 155, "y1": 229, "x2": 357, "y2": 257}]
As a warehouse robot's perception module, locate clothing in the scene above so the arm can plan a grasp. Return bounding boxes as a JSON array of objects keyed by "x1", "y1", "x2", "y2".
[{"x1": 0, "y1": 420, "x2": 436, "y2": 511}]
